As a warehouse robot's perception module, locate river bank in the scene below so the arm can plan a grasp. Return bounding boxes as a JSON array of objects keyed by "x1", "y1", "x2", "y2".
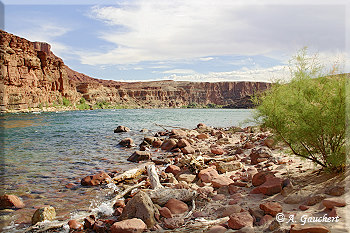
[{"x1": 3, "y1": 122, "x2": 348, "y2": 232}]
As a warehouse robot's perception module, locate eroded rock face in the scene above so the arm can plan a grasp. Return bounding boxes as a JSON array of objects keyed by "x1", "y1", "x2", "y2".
[{"x1": 1, "y1": 30, "x2": 271, "y2": 111}]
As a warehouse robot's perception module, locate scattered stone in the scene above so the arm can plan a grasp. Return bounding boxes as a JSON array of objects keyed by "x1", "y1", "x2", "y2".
[
  {"x1": 171, "y1": 129, "x2": 187, "y2": 137},
  {"x1": 325, "y1": 186, "x2": 345, "y2": 196},
  {"x1": 250, "y1": 147, "x2": 272, "y2": 165},
  {"x1": 177, "y1": 174, "x2": 196, "y2": 184},
  {"x1": 322, "y1": 197, "x2": 346, "y2": 209},
  {"x1": 110, "y1": 218, "x2": 147, "y2": 233},
  {"x1": 0, "y1": 194, "x2": 25, "y2": 209},
  {"x1": 161, "y1": 139, "x2": 177, "y2": 151},
  {"x1": 263, "y1": 138, "x2": 274, "y2": 148},
  {"x1": 165, "y1": 199, "x2": 188, "y2": 214},
  {"x1": 197, "y1": 133, "x2": 209, "y2": 139},
  {"x1": 32, "y1": 206, "x2": 56, "y2": 225},
  {"x1": 93, "y1": 220, "x2": 108, "y2": 232},
  {"x1": 144, "y1": 136, "x2": 157, "y2": 144},
  {"x1": 212, "y1": 194, "x2": 226, "y2": 201},
  {"x1": 289, "y1": 224, "x2": 329, "y2": 233},
  {"x1": 152, "y1": 139, "x2": 162, "y2": 148},
  {"x1": 268, "y1": 220, "x2": 281, "y2": 231},
  {"x1": 84, "y1": 215, "x2": 96, "y2": 229},
  {"x1": 165, "y1": 165, "x2": 181, "y2": 176},
  {"x1": 127, "y1": 151, "x2": 151, "y2": 162},
  {"x1": 235, "y1": 226, "x2": 255, "y2": 233},
  {"x1": 81, "y1": 171, "x2": 111, "y2": 186},
  {"x1": 216, "y1": 204, "x2": 241, "y2": 217},
  {"x1": 228, "y1": 184, "x2": 240, "y2": 194},
  {"x1": 113, "y1": 199, "x2": 126, "y2": 209},
  {"x1": 119, "y1": 138, "x2": 134, "y2": 147},
  {"x1": 181, "y1": 146, "x2": 195, "y2": 154},
  {"x1": 177, "y1": 139, "x2": 191, "y2": 148},
  {"x1": 284, "y1": 193, "x2": 303, "y2": 204},
  {"x1": 197, "y1": 123, "x2": 207, "y2": 128},
  {"x1": 120, "y1": 191, "x2": 156, "y2": 228},
  {"x1": 206, "y1": 225, "x2": 227, "y2": 233},
  {"x1": 211, "y1": 147, "x2": 225, "y2": 155},
  {"x1": 65, "y1": 183, "x2": 77, "y2": 189},
  {"x1": 259, "y1": 202, "x2": 282, "y2": 217},
  {"x1": 258, "y1": 176, "x2": 283, "y2": 195},
  {"x1": 159, "y1": 207, "x2": 172, "y2": 218},
  {"x1": 298, "y1": 205, "x2": 309, "y2": 211},
  {"x1": 328, "y1": 207, "x2": 338, "y2": 218},
  {"x1": 216, "y1": 161, "x2": 243, "y2": 173},
  {"x1": 163, "y1": 217, "x2": 184, "y2": 229},
  {"x1": 259, "y1": 214, "x2": 274, "y2": 226},
  {"x1": 211, "y1": 175, "x2": 234, "y2": 188},
  {"x1": 306, "y1": 194, "x2": 326, "y2": 206},
  {"x1": 68, "y1": 219, "x2": 83, "y2": 230},
  {"x1": 252, "y1": 171, "x2": 274, "y2": 187},
  {"x1": 114, "y1": 126, "x2": 130, "y2": 133},
  {"x1": 228, "y1": 212, "x2": 254, "y2": 230},
  {"x1": 198, "y1": 167, "x2": 219, "y2": 183}
]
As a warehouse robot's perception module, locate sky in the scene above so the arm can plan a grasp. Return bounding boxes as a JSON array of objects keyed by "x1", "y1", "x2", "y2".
[{"x1": 1, "y1": 0, "x2": 349, "y2": 82}]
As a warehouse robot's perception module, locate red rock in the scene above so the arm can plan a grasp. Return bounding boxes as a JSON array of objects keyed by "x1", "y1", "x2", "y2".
[
  {"x1": 113, "y1": 199, "x2": 126, "y2": 209},
  {"x1": 0, "y1": 194, "x2": 25, "y2": 209},
  {"x1": 211, "y1": 175, "x2": 234, "y2": 188},
  {"x1": 306, "y1": 194, "x2": 326, "y2": 206},
  {"x1": 81, "y1": 171, "x2": 111, "y2": 186},
  {"x1": 193, "y1": 211, "x2": 207, "y2": 218},
  {"x1": 119, "y1": 137, "x2": 134, "y2": 147},
  {"x1": 322, "y1": 197, "x2": 346, "y2": 209},
  {"x1": 212, "y1": 194, "x2": 226, "y2": 201},
  {"x1": 228, "y1": 184, "x2": 240, "y2": 194},
  {"x1": 243, "y1": 142, "x2": 254, "y2": 149},
  {"x1": 93, "y1": 220, "x2": 107, "y2": 233},
  {"x1": 152, "y1": 139, "x2": 162, "y2": 148},
  {"x1": 114, "y1": 207, "x2": 123, "y2": 216},
  {"x1": 84, "y1": 215, "x2": 95, "y2": 229},
  {"x1": 127, "y1": 150, "x2": 151, "y2": 162},
  {"x1": 68, "y1": 220, "x2": 83, "y2": 230},
  {"x1": 198, "y1": 167, "x2": 219, "y2": 183},
  {"x1": 176, "y1": 139, "x2": 191, "y2": 148},
  {"x1": 259, "y1": 202, "x2": 282, "y2": 217},
  {"x1": 252, "y1": 171, "x2": 274, "y2": 187},
  {"x1": 114, "y1": 126, "x2": 130, "y2": 133},
  {"x1": 165, "y1": 165, "x2": 181, "y2": 176},
  {"x1": 197, "y1": 123, "x2": 207, "y2": 128},
  {"x1": 171, "y1": 129, "x2": 187, "y2": 137},
  {"x1": 165, "y1": 199, "x2": 188, "y2": 214},
  {"x1": 163, "y1": 217, "x2": 184, "y2": 229},
  {"x1": 290, "y1": 224, "x2": 329, "y2": 233},
  {"x1": 110, "y1": 218, "x2": 147, "y2": 233},
  {"x1": 211, "y1": 147, "x2": 225, "y2": 155},
  {"x1": 263, "y1": 138, "x2": 274, "y2": 148},
  {"x1": 299, "y1": 205, "x2": 309, "y2": 211},
  {"x1": 216, "y1": 205, "x2": 242, "y2": 217},
  {"x1": 159, "y1": 207, "x2": 172, "y2": 218},
  {"x1": 250, "y1": 147, "x2": 272, "y2": 165},
  {"x1": 229, "y1": 199, "x2": 238, "y2": 205},
  {"x1": 161, "y1": 139, "x2": 177, "y2": 151},
  {"x1": 206, "y1": 225, "x2": 227, "y2": 233},
  {"x1": 259, "y1": 214, "x2": 274, "y2": 226},
  {"x1": 228, "y1": 212, "x2": 254, "y2": 229},
  {"x1": 325, "y1": 186, "x2": 345, "y2": 196},
  {"x1": 328, "y1": 207, "x2": 338, "y2": 218},
  {"x1": 197, "y1": 133, "x2": 209, "y2": 139},
  {"x1": 258, "y1": 176, "x2": 283, "y2": 195},
  {"x1": 250, "y1": 187, "x2": 261, "y2": 194},
  {"x1": 65, "y1": 183, "x2": 76, "y2": 189},
  {"x1": 181, "y1": 146, "x2": 195, "y2": 154}
]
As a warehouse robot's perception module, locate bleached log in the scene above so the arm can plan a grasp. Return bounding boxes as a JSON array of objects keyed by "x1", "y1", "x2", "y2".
[
  {"x1": 147, "y1": 164, "x2": 163, "y2": 189},
  {"x1": 113, "y1": 162, "x2": 153, "y2": 183},
  {"x1": 148, "y1": 188, "x2": 197, "y2": 206}
]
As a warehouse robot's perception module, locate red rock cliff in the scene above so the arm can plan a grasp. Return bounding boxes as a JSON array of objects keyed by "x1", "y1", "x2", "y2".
[{"x1": 0, "y1": 30, "x2": 271, "y2": 111}]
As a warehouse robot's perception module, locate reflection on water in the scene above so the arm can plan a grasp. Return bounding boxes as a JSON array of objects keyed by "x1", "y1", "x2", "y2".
[{"x1": 0, "y1": 109, "x2": 253, "y2": 231}]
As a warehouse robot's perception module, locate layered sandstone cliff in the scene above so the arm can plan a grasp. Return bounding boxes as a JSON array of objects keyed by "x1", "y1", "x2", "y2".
[{"x1": 0, "y1": 30, "x2": 271, "y2": 111}]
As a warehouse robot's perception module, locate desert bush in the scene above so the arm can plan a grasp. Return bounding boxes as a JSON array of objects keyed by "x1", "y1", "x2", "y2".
[{"x1": 254, "y1": 48, "x2": 346, "y2": 172}]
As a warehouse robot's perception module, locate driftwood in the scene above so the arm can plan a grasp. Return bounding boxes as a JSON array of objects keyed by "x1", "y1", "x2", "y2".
[
  {"x1": 113, "y1": 162, "x2": 153, "y2": 183},
  {"x1": 148, "y1": 188, "x2": 197, "y2": 206},
  {"x1": 147, "y1": 164, "x2": 163, "y2": 189}
]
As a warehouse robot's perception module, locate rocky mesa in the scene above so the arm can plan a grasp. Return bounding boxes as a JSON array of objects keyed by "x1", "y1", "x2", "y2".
[{"x1": 0, "y1": 30, "x2": 271, "y2": 111}]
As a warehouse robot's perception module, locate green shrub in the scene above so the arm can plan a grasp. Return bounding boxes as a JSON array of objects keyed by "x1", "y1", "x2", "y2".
[
  {"x1": 62, "y1": 97, "x2": 71, "y2": 106},
  {"x1": 79, "y1": 97, "x2": 86, "y2": 104},
  {"x1": 254, "y1": 48, "x2": 347, "y2": 172}
]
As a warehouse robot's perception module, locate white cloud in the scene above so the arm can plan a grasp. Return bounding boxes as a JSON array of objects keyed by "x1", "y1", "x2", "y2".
[
  {"x1": 199, "y1": 57, "x2": 215, "y2": 61},
  {"x1": 162, "y1": 69, "x2": 196, "y2": 74},
  {"x1": 83, "y1": 0, "x2": 346, "y2": 65}
]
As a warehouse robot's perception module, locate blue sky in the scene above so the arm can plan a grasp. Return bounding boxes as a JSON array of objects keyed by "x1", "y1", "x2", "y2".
[{"x1": 2, "y1": 0, "x2": 349, "y2": 82}]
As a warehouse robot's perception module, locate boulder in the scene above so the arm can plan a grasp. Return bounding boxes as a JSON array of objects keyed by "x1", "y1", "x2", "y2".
[
  {"x1": 197, "y1": 133, "x2": 209, "y2": 139},
  {"x1": 163, "y1": 217, "x2": 184, "y2": 229},
  {"x1": 197, "y1": 123, "x2": 207, "y2": 128},
  {"x1": 252, "y1": 171, "x2": 274, "y2": 187},
  {"x1": 322, "y1": 197, "x2": 346, "y2": 209},
  {"x1": 68, "y1": 220, "x2": 83, "y2": 230},
  {"x1": 171, "y1": 129, "x2": 187, "y2": 137},
  {"x1": 258, "y1": 176, "x2": 283, "y2": 195},
  {"x1": 119, "y1": 138, "x2": 134, "y2": 147},
  {"x1": 259, "y1": 202, "x2": 282, "y2": 217},
  {"x1": 216, "y1": 161, "x2": 243, "y2": 173},
  {"x1": 144, "y1": 136, "x2": 157, "y2": 144},
  {"x1": 211, "y1": 147, "x2": 225, "y2": 155},
  {"x1": 206, "y1": 225, "x2": 227, "y2": 233},
  {"x1": 198, "y1": 167, "x2": 219, "y2": 183},
  {"x1": 81, "y1": 171, "x2": 111, "y2": 186},
  {"x1": 114, "y1": 126, "x2": 130, "y2": 133},
  {"x1": 159, "y1": 207, "x2": 172, "y2": 218},
  {"x1": 263, "y1": 138, "x2": 274, "y2": 148},
  {"x1": 152, "y1": 139, "x2": 163, "y2": 148},
  {"x1": 215, "y1": 205, "x2": 242, "y2": 217},
  {"x1": 306, "y1": 194, "x2": 326, "y2": 206},
  {"x1": 250, "y1": 147, "x2": 272, "y2": 165},
  {"x1": 290, "y1": 224, "x2": 329, "y2": 233},
  {"x1": 127, "y1": 151, "x2": 151, "y2": 162},
  {"x1": 211, "y1": 175, "x2": 234, "y2": 188},
  {"x1": 32, "y1": 206, "x2": 56, "y2": 225},
  {"x1": 165, "y1": 198, "x2": 188, "y2": 214},
  {"x1": 248, "y1": 207, "x2": 264, "y2": 223},
  {"x1": 176, "y1": 139, "x2": 191, "y2": 148},
  {"x1": 325, "y1": 186, "x2": 345, "y2": 196},
  {"x1": 0, "y1": 194, "x2": 25, "y2": 209},
  {"x1": 165, "y1": 165, "x2": 181, "y2": 176},
  {"x1": 120, "y1": 191, "x2": 156, "y2": 228},
  {"x1": 181, "y1": 146, "x2": 195, "y2": 154},
  {"x1": 110, "y1": 218, "x2": 147, "y2": 233},
  {"x1": 259, "y1": 214, "x2": 274, "y2": 226},
  {"x1": 228, "y1": 212, "x2": 254, "y2": 230},
  {"x1": 177, "y1": 174, "x2": 196, "y2": 184},
  {"x1": 161, "y1": 139, "x2": 177, "y2": 151}
]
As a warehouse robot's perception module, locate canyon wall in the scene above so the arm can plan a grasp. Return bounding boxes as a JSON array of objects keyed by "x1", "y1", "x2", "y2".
[{"x1": 0, "y1": 30, "x2": 271, "y2": 111}]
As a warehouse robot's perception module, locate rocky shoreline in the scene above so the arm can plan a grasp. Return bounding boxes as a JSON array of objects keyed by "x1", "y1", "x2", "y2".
[{"x1": 1, "y1": 123, "x2": 349, "y2": 232}]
